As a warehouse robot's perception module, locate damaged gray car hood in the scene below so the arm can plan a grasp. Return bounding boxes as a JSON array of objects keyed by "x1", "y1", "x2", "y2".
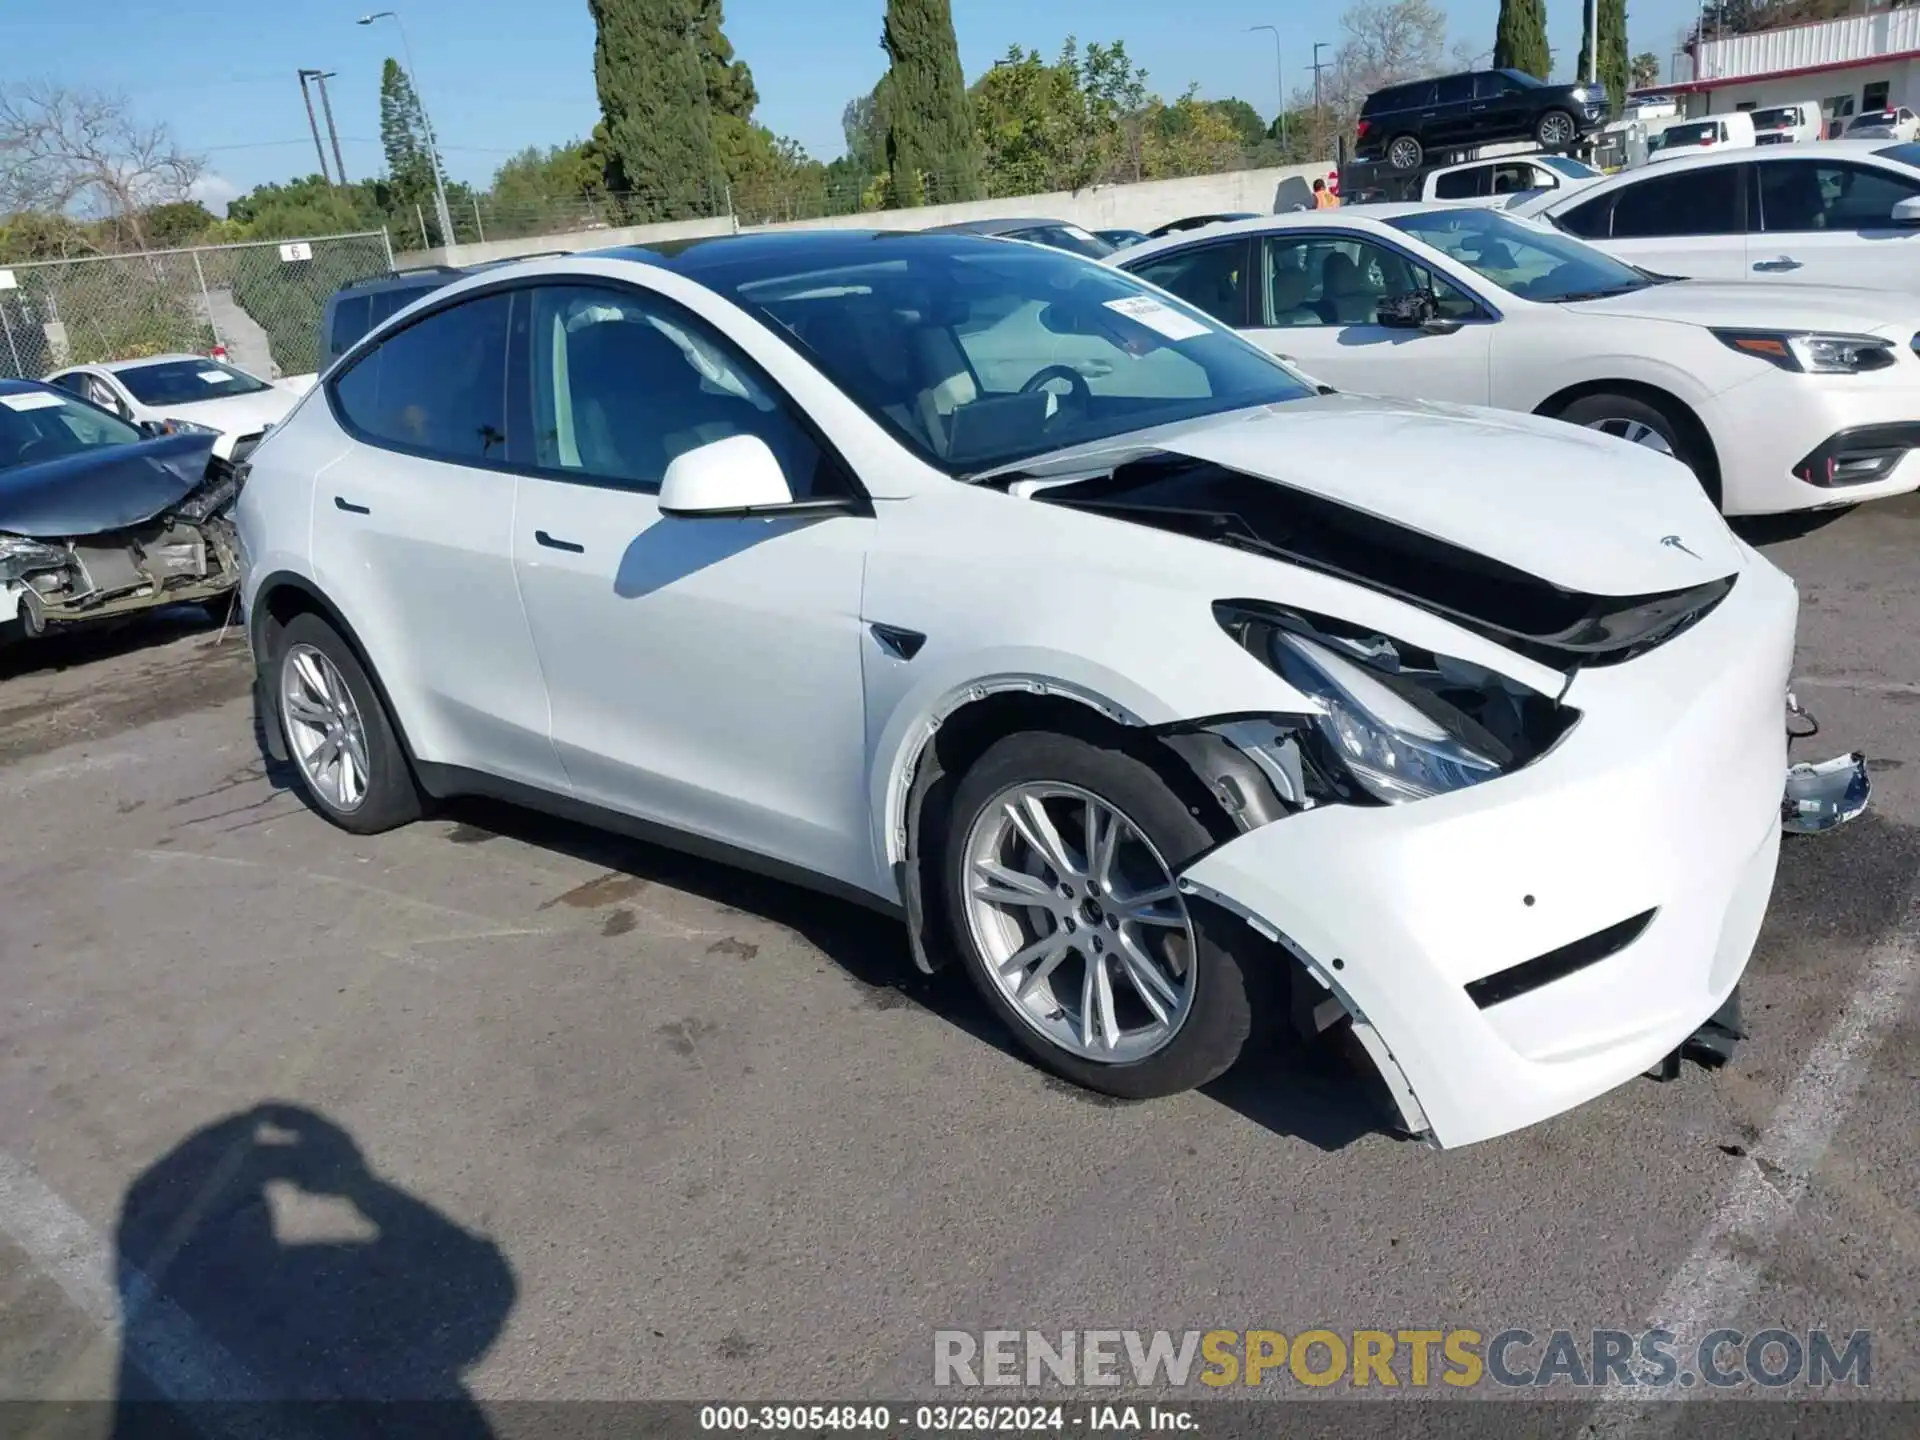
[{"x1": 0, "y1": 433, "x2": 219, "y2": 538}]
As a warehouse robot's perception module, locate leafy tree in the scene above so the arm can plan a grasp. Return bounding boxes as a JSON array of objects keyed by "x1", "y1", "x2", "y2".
[
  {"x1": 1630, "y1": 51, "x2": 1661, "y2": 89},
  {"x1": 1577, "y1": 0, "x2": 1630, "y2": 112},
  {"x1": 224, "y1": 175, "x2": 392, "y2": 240},
  {"x1": 881, "y1": 0, "x2": 984, "y2": 205},
  {"x1": 589, "y1": 0, "x2": 717, "y2": 221},
  {"x1": 1141, "y1": 89, "x2": 1247, "y2": 178},
  {"x1": 696, "y1": 0, "x2": 757, "y2": 119},
  {"x1": 1493, "y1": 0, "x2": 1551, "y2": 80},
  {"x1": 1206, "y1": 98, "x2": 1269, "y2": 150}
]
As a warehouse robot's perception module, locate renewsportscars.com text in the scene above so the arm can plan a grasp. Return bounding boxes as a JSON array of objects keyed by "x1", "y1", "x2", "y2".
[{"x1": 932, "y1": 1328, "x2": 1871, "y2": 1390}]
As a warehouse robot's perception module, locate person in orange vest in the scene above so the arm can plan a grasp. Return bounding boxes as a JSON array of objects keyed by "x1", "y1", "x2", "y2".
[{"x1": 1312, "y1": 178, "x2": 1341, "y2": 209}]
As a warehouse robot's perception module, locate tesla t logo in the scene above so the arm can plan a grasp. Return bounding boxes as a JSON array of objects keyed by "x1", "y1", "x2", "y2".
[{"x1": 1661, "y1": 534, "x2": 1701, "y2": 559}]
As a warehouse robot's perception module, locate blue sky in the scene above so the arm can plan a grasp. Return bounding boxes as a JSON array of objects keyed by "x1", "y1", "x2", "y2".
[{"x1": 14, "y1": 0, "x2": 1700, "y2": 210}]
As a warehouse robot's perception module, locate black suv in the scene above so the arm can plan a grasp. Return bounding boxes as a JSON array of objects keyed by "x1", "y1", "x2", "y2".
[
  {"x1": 318, "y1": 266, "x2": 468, "y2": 371},
  {"x1": 1356, "y1": 68, "x2": 1608, "y2": 172}
]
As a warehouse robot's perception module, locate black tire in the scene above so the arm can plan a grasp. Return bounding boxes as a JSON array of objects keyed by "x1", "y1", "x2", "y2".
[
  {"x1": 1535, "y1": 108, "x2": 1578, "y2": 151},
  {"x1": 1554, "y1": 391, "x2": 1716, "y2": 504},
  {"x1": 270, "y1": 611, "x2": 422, "y2": 834},
  {"x1": 1385, "y1": 134, "x2": 1424, "y2": 172},
  {"x1": 940, "y1": 730, "x2": 1257, "y2": 1099}
]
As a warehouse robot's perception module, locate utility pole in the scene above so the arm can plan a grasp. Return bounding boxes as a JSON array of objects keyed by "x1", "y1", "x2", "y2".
[
  {"x1": 313, "y1": 70, "x2": 349, "y2": 184},
  {"x1": 1249, "y1": 26, "x2": 1286, "y2": 153},
  {"x1": 1311, "y1": 41, "x2": 1332, "y2": 133},
  {"x1": 296, "y1": 71, "x2": 332, "y2": 186},
  {"x1": 1588, "y1": 0, "x2": 1601, "y2": 84}
]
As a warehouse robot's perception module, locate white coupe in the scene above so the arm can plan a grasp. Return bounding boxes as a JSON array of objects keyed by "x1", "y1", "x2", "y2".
[
  {"x1": 1115, "y1": 204, "x2": 1920, "y2": 514},
  {"x1": 235, "y1": 231, "x2": 1865, "y2": 1149}
]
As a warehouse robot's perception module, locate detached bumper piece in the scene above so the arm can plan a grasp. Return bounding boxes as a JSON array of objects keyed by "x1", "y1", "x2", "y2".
[
  {"x1": 1646, "y1": 987, "x2": 1747, "y2": 1082},
  {"x1": 1783, "y1": 752, "x2": 1871, "y2": 834}
]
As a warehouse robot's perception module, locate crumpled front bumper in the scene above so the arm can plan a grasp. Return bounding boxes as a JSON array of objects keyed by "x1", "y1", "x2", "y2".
[{"x1": 1178, "y1": 556, "x2": 1811, "y2": 1149}]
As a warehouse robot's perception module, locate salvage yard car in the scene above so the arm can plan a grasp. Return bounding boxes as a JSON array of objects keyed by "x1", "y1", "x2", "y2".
[
  {"x1": 1116, "y1": 205, "x2": 1920, "y2": 515},
  {"x1": 1, "y1": 378, "x2": 245, "y2": 641},
  {"x1": 237, "y1": 232, "x2": 1866, "y2": 1149},
  {"x1": 45, "y1": 354, "x2": 299, "y2": 451}
]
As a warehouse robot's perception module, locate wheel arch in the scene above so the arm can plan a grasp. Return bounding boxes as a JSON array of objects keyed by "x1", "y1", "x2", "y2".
[
  {"x1": 886, "y1": 679, "x2": 1288, "y2": 976},
  {"x1": 249, "y1": 570, "x2": 424, "y2": 770},
  {"x1": 1534, "y1": 378, "x2": 1723, "y2": 508}
]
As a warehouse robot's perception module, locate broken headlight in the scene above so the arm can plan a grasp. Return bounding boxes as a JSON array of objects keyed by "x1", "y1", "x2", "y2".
[
  {"x1": 0, "y1": 535, "x2": 67, "y2": 584},
  {"x1": 171, "y1": 474, "x2": 239, "y2": 522},
  {"x1": 1215, "y1": 602, "x2": 1579, "y2": 806}
]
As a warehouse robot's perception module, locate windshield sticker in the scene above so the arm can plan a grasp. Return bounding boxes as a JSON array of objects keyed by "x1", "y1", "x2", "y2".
[
  {"x1": 1, "y1": 391, "x2": 66, "y2": 412},
  {"x1": 196, "y1": 369, "x2": 230, "y2": 383},
  {"x1": 1103, "y1": 295, "x2": 1210, "y2": 341}
]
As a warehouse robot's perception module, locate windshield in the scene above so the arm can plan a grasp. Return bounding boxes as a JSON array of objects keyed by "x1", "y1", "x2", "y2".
[
  {"x1": 1652, "y1": 121, "x2": 1718, "y2": 149},
  {"x1": 1010, "y1": 225, "x2": 1117, "y2": 260},
  {"x1": 1751, "y1": 106, "x2": 1802, "y2": 129},
  {"x1": 713, "y1": 239, "x2": 1312, "y2": 474},
  {"x1": 0, "y1": 387, "x2": 143, "y2": 470},
  {"x1": 1850, "y1": 112, "x2": 1896, "y2": 129},
  {"x1": 1876, "y1": 141, "x2": 1920, "y2": 168},
  {"x1": 1537, "y1": 155, "x2": 1601, "y2": 178},
  {"x1": 1388, "y1": 207, "x2": 1652, "y2": 301},
  {"x1": 115, "y1": 358, "x2": 271, "y2": 406}
]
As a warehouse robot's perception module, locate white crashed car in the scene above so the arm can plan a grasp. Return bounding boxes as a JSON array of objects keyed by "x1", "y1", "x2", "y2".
[
  {"x1": 45, "y1": 354, "x2": 299, "y2": 456},
  {"x1": 235, "y1": 232, "x2": 1866, "y2": 1148}
]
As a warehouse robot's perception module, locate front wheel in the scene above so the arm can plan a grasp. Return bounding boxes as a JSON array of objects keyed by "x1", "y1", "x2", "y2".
[
  {"x1": 1536, "y1": 109, "x2": 1578, "y2": 151},
  {"x1": 940, "y1": 731, "x2": 1257, "y2": 1099}
]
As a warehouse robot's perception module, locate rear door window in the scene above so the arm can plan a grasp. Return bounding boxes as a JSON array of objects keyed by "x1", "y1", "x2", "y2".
[
  {"x1": 1433, "y1": 167, "x2": 1487, "y2": 200},
  {"x1": 1435, "y1": 75, "x2": 1473, "y2": 106},
  {"x1": 1608, "y1": 165, "x2": 1745, "y2": 237},
  {"x1": 331, "y1": 291, "x2": 512, "y2": 463}
]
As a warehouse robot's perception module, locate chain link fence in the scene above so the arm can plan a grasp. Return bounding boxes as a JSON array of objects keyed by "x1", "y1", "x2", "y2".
[{"x1": 0, "y1": 230, "x2": 393, "y2": 382}]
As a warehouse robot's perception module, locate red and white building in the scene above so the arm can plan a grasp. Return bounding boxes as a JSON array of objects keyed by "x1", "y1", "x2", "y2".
[{"x1": 1647, "y1": 6, "x2": 1920, "y2": 133}]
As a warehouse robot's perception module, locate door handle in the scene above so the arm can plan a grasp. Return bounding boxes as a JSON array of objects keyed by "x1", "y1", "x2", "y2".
[
  {"x1": 534, "y1": 530, "x2": 584, "y2": 553},
  {"x1": 333, "y1": 496, "x2": 370, "y2": 514},
  {"x1": 1753, "y1": 258, "x2": 1803, "y2": 271}
]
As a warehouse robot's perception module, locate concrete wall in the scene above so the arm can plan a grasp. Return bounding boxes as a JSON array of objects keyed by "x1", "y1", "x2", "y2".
[{"x1": 396, "y1": 161, "x2": 1338, "y2": 269}]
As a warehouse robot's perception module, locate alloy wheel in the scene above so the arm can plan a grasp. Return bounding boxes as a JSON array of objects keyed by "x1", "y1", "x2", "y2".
[
  {"x1": 1388, "y1": 137, "x2": 1422, "y2": 170},
  {"x1": 1581, "y1": 416, "x2": 1675, "y2": 456},
  {"x1": 961, "y1": 782, "x2": 1197, "y2": 1064},
  {"x1": 280, "y1": 642, "x2": 373, "y2": 813},
  {"x1": 1540, "y1": 113, "x2": 1575, "y2": 147}
]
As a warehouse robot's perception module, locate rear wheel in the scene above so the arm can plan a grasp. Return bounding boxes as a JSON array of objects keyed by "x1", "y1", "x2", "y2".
[
  {"x1": 271, "y1": 611, "x2": 421, "y2": 834},
  {"x1": 941, "y1": 731, "x2": 1257, "y2": 1099},
  {"x1": 1386, "y1": 134, "x2": 1425, "y2": 171},
  {"x1": 1555, "y1": 392, "x2": 1717, "y2": 506}
]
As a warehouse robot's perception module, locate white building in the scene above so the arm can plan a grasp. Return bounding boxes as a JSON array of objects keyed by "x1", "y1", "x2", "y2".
[{"x1": 1643, "y1": 6, "x2": 1920, "y2": 133}]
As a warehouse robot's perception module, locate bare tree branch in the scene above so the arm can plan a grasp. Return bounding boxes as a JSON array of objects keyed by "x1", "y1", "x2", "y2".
[{"x1": 0, "y1": 82, "x2": 204, "y2": 252}]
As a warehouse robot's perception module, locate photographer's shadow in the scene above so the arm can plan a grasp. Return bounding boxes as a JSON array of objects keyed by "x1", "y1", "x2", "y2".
[{"x1": 113, "y1": 1103, "x2": 514, "y2": 1439}]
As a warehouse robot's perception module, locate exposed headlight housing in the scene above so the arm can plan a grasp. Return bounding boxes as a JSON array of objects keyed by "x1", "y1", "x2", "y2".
[
  {"x1": 159, "y1": 417, "x2": 220, "y2": 435},
  {"x1": 1713, "y1": 329, "x2": 1897, "y2": 374},
  {"x1": 1214, "y1": 603, "x2": 1579, "y2": 806},
  {"x1": 0, "y1": 534, "x2": 69, "y2": 584}
]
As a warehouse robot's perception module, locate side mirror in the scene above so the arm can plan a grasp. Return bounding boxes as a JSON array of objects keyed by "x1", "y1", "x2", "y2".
[
  {"x1": 658, "y1": 434, "x2": 794, "y2": 517},
  {"x1": 1892, "y1": 196, "x2": 1920, "y2": 225}
]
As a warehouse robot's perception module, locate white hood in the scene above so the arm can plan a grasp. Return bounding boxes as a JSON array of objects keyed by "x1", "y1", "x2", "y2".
[
  {"x1": 1567, "y1": 279, "x2": 1920, "y2": 339},
  {"x1": 1122, "y1": 395, "x2": 1739, "y2": 597},
  {"x1": 160, "y1": 388, "x2": 299, "y2": 437}
]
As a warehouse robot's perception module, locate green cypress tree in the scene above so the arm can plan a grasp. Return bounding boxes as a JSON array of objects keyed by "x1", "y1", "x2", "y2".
[
  {"x1": 588, "y1": 0, "x2": 717, "y2": 221},
  {"x1": 881, "y1": 0, "x2": 985, "y2": 207},
  {"x1": 1577, "y1": 0, "x2": 1630, "y2": 113},
  {"x1": 378, "y1": 58, "x2": 438, "y2": 202},
  {"x1": 1492, "y1": 0, "x2": 1550, "y2": 81}
]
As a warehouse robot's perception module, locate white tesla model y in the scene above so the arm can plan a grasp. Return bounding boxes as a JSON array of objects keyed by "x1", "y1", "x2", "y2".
[{"x1": 234, "y1": 232, "x2": 1867, "y2": 1148}]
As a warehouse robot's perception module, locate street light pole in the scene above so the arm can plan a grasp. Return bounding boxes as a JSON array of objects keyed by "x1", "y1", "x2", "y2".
[
  {"x1": 1248, "y1": 25, "x2": 1285, "y2": 153},
  {"x1": 295, "y1": 71, "x2": 332, "y2": 187},
  {"x1": 358, "y1": 10, "x2": 455, "y2": 249},
  {"x1": 1588, "y1": 0, "x2": 1601, "y2": 85},
  {"x1": 1311, "y1": 41, "x2": 1331, "y2": 133}
]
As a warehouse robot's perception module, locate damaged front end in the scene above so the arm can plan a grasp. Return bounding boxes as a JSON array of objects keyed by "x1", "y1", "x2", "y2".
[{"x1": 1, "y1": 438, "x2": 247, "y2": 639}]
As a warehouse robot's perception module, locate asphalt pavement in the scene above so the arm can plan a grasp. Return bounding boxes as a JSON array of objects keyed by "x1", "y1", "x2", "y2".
[{"x1": 0, "y1": 496, "x2": 1916, "y2": 1429}]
